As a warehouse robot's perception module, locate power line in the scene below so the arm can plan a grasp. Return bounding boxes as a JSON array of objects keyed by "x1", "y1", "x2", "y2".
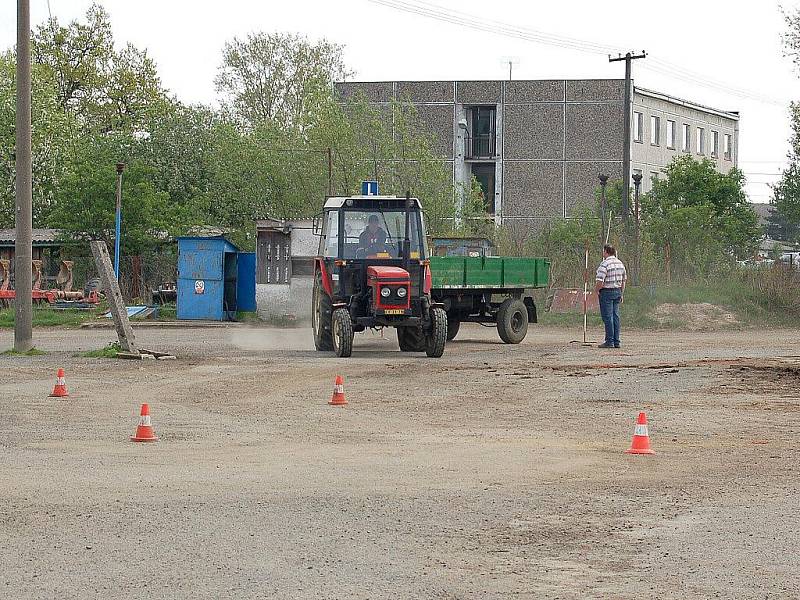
[{"x1": 367, "y1": 0, "x2": 789, "y2": 106}]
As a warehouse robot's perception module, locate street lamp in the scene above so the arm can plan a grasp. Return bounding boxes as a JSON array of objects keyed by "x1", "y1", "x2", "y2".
[
  {"x1": 114, "y1": 163, "x2": 126, "y2": 280},
  {"x1": 598, "y1": 174, "x2": 609, "y2": 246}
]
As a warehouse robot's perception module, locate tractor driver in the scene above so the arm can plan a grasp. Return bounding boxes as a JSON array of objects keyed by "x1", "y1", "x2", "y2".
[{"x1": 359, "y1": 214, "x2": 387, "y2": 255}]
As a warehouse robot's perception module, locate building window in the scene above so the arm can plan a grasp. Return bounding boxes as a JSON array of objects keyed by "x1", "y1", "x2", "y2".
[
  {"x1": 633, "y1": 111, "x2": 643, "y2": 143},
  {"x1": 650, "y1": 116, "x2": 660, "y2": 145},
  {"x1": 650, "y1": 171, "x2": 660, "y2": 183},
  {"x1": 466, "y1": 106, "x2": 496, "y2": 158},
  {"x1": 724, "y1": 134, "x2": 732, "y2": 161},
  {"x1": 682, "y1": 124, "x2": 690, "y2": 152},
  {"x1": 697, "y1": 127, "x2": 705, "y2": 155},
  {"x1": 666, "y1": 120, "x2": 676, "y2": 149},
  {"x1": 711, "y1": 131, "x2": 719, "y2": 158},
  {"x1": 471, "y1": 163, "x2": 496, "y2": 215}
]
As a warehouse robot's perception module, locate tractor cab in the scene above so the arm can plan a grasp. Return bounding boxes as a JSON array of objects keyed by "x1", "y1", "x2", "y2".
[{"x1": 312, "y1": 195, "x2": 446, "y2": 358}]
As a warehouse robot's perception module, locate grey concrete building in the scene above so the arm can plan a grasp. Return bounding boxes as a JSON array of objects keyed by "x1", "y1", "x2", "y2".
[
  {"x1": 335, "y1": 79, "x2": 739, "y2": 230},
  {"x1": 632, "y1": 88, "x2": 739, "y2": 193}
]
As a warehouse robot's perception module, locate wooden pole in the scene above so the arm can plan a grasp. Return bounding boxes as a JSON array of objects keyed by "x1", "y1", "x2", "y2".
[
  {"x1": 91, "y1": 241, "x2": 139, "y2": 355},
  {"x1": 583, "y1": 241, "x2": 589, "y2": 344}
]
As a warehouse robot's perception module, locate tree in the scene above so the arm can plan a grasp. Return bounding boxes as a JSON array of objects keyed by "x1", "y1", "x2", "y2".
[
  {"x1": 643, "y1": 155, "x2": 759, "y2": 276},
  {"x1": 32, "y1": 3, "x2": 165, "y2": 133},
  {"x1": 768, "y1": 9, "x2": 800, "y2": 244},
  {"x1": 49, "y1": 132, "x2": 175, "y2": 254},
  {"x1": 215, "y1": 32, "x2": 352, "y2": 130},
  {"x1": 0, "y1": 51, "x2": 76, "y2": 227}
]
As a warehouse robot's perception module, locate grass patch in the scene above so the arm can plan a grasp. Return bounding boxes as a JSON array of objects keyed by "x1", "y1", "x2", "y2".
[
  {"x1": 2, "y1": 347, "x2": 46, "y2": 356},
  {"x1": 0, "y1": 307, "x2": 97, "y2": 328},
  {"x1": 155, "y1": 303, "x2": 176, "y2": 320},
  {"x1": 80, "y1": 341, "x2": 121, "y2": 358},
  {"x1": 540, "y1": 272, "x2": 800, "y2": 330},
  {"x1": 236, "y1": 311, "x2": 260, "y2": 322}
]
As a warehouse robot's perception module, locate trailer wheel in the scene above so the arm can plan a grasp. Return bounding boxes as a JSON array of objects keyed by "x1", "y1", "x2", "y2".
[
  {"x1": 446, "y1": 317, "x2": 460, "y2": 341},
  {"x1": 425, "y1": 307, "x2": 447, "y2": 358},
  {"x1": 332, "y1": 308, "x2": 353, "y2": 358},
  {"x1": 397, "y1": 326, "x2": 425, "y2": 352},
  {"x1": 312, "y1": 273, "x2": 333, "y2": 351},
  {"x1": 497, "y1": 298, "x2": 528, "y2": 344}
]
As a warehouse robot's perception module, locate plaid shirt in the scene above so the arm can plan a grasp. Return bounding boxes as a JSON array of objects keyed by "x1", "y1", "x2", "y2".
[{"x1": 596, "y1": 256, "x2": 627, "y2": 289}]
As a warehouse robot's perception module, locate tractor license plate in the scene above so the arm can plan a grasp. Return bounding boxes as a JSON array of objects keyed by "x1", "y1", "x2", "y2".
[{"x1": 383, "y1": 309, "x2": 405, "y2": 315}]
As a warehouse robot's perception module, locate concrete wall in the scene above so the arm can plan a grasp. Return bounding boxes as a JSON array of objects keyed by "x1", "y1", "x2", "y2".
[
  {"x1": 632, "y1": 89, "x2": 739, "y2": 193},
  {"x1": 336, "y1": 79, "x2": 626, "y2": 230},
  {"x1": 335, "y1": 80, "x2": 738, "y2": 227},
  {"x1": 256, "y1": 277, "x2": 313, "y2": 323}
]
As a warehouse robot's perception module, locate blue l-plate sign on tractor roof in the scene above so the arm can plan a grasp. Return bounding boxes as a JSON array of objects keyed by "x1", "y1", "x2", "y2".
[{"x1": 361, "y1": 180, "x2": 379, "y2": 196}]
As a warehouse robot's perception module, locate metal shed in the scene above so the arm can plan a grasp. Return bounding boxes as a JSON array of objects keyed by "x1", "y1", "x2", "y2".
[{"x1": 177, "y1": 236, "x2": 255, "y2": 321}]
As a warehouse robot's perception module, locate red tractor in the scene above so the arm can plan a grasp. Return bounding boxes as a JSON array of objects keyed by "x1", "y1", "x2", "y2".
[{"x1": 312, "y1": 194, "x2": 447, "y2": 358}]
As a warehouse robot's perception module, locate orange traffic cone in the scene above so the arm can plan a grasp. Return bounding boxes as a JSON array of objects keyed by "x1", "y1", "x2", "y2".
[
  {"x1": 130, "y1": 403, "x2": 159, "y2": 442},
  {"x1": 329, "y1": 375, "x2": 348, "y2": 406},
  {"x1": 49, "y1": 368, "x2": 69, "y2": 397},
  {"x1": 625, "y1": 411, "x2": 655, "y2": 455}
]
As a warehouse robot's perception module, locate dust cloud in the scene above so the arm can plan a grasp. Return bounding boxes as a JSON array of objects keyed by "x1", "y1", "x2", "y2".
[{"x1": 227, "y1": 326, "x2": 315, "y2": 351}]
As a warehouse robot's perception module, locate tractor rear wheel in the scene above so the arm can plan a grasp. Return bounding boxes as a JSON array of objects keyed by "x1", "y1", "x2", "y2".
[
  {"x1": 497, "y1": 298, "x2": 528, "y2": 344},
  {"x1": 397, "y1": 326, "x2": 425, "y2": 352},
  {"x1": 425, "y1": 307, "x2": 447, "y2": 358},
  {"x1": 312, "y1": 272, "x2": 333, "y2": 351},
  {"x1": 332, "y1": 308, "x2": 353, "y2": 358},
  {"x1": 446, "y1": 317, "x2": 460, "y2": 341}
]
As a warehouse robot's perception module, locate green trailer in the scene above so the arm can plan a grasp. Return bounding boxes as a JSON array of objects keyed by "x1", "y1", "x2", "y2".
[{"x1": 430, "y1": 255, "x2": 550, "y2": 344}]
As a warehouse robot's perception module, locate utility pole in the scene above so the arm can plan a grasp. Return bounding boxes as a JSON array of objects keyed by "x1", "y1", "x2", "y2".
[
  {"x1": 114, "y1": 163, "x2": 126, "y2": 280},
  {"x1": 609, "y1": 51, "x2": 646, "y2": 223},
  {"x1": 14, "y1": 0, "x2": 33, "y2": 352}
]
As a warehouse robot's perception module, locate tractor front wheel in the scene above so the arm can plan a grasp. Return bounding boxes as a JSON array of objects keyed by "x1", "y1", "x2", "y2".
[
  {"x1": 425, "y1": 307, "x2": 447, "y2": 358},
  {"x1": 397, "y1": 326, "x2": 425, "y2": 352},
  {"x1": 332, "y1": 308, "x2": 353, "y2": 358}
]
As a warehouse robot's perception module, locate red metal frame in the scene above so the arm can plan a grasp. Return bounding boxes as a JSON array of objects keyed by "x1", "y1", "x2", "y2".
[{"x1": 367, "y1": 266, "x2": 411, "y2": 311}]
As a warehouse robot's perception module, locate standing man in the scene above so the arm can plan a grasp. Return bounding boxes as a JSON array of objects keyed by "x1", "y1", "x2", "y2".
[{"x1": 594, "y1": 244, "x2": 627, "y2": 349}]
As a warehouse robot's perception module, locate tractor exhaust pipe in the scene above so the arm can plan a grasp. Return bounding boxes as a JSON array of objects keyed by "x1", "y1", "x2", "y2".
[{"x1": 403, "y1": 190, "x2": 412, "y2": 272}]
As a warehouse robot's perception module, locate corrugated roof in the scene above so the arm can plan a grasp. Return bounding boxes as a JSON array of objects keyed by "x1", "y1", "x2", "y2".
[{"x1": 0, "y1": 228, "x2": 65, "y2": 245}]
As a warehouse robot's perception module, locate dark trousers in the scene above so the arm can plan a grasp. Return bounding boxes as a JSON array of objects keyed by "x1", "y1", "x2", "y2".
[{"x1": 599, "y1": 288, "x2": 622, "y2": 346}]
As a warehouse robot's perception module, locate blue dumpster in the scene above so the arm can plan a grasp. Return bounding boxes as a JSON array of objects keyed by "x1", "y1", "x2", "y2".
[
  {"x1": 236, "y1": 252, "x2": 256, "y2": 312},
  {"x1": 177, "y1": 236, "x2": 240, "y2": 320}
]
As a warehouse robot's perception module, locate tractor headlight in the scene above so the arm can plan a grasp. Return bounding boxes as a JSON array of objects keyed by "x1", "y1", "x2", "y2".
[
  {"x1": 397, "y1": 287, "x2": 407, "y2": 298},
  {"x1": 380, "y1": 287, "x2": 391, "y2": 298}
]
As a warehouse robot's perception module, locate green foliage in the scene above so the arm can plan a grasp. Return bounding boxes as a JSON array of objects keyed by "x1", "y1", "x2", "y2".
[
  {"x1": 1, "y1": 347, "x2": 47, "y2": 356},
  {"x1": 32, "y1": 4, "x2": 165, "y2": 133},
  {"x1": 458, "y1": 177, "x2": 495, "y2": 239},
  {"x1": 80, "y1": 341, "x2": 121, "y2": 358},
  {"x1": 524, "y1": 207, "x2": 602, "y2": 286},
  {"x1": 0, "y1": 51, "x2": 76, "y2": 227},
  {"x1": 214, "y1": 31, "x2": 352, "y2": 130},
  {"x1": 0, "y1": 308, "x2": 95, "y2": 328},
  {"x1": 644, "y1": 155, "x2": 759, "y2": 277},
  {"x1": 49, "y1": 131, "x2": 176, "y2": 253},
  {"x1": 771, "y1": 104, "x2": 800, "y2": 243}
]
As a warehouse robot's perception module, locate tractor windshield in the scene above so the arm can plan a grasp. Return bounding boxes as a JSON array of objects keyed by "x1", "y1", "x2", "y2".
[{"x1": 321, "y1": 208, "x2": 426, "y2": 259}]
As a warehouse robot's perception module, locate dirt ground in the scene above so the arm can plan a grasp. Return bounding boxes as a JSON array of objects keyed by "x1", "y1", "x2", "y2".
[{"x1": 1, "y1": 323, "x2": 798, "y2": 599}]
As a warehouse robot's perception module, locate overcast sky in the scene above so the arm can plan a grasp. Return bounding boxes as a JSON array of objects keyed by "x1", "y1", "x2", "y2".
[{"x1": 3, "y1": 0, "x2": 800, "y2": 202}]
